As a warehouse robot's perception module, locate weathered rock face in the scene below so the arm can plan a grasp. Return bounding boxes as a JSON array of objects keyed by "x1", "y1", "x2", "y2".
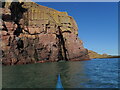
[{"x1": 1, "y1": 2, "x2": 90, "y2": 65}]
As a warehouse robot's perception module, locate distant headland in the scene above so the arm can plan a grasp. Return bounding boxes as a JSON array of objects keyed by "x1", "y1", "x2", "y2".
[{"x1": 88, "y1": 50, "x2": 120, "y2": 59}]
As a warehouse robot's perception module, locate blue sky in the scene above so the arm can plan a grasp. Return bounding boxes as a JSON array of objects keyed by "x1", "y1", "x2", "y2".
[{"x1": 36, "y1": 2, "x2": 118, "y2": 55}]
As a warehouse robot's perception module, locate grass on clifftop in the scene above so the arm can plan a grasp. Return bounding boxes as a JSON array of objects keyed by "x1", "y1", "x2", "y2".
[{"x1": 88, "y1": 50, "x2": 120, "y2": 59}]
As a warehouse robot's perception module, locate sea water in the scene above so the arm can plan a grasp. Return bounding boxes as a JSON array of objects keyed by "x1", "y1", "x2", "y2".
[{"x1": 2, "y1": 58, "x2": 119, "y2": 88}]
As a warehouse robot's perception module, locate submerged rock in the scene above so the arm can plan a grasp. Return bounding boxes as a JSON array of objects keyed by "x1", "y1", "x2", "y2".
[{"x1": 1, "y1": 1, "x2": 90, "y2": 65}]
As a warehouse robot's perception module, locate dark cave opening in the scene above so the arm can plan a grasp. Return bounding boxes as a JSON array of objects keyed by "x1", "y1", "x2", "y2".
[
  {"x1": 16, "y1": 39, "x2": 24, "y2": 50},
  {"x1": 57, "y1": 26, "x2": 68, "y2": 61},
  {"x1": 13, "y1": 25, "x2": 23, "y2": 37}
]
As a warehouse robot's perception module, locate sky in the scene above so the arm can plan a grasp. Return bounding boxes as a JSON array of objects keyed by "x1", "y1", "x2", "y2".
[{"x1": 36, "y1": 2, "x2": 118, "y2": 55}]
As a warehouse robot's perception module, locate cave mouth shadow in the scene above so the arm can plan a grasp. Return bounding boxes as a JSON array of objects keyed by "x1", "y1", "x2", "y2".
[
  {"x1": 9, "y1": 1, "x2": 28, "y2": 24},
  {"x1": 2, "y1": 14, "x2": 12, "y2": 22}
]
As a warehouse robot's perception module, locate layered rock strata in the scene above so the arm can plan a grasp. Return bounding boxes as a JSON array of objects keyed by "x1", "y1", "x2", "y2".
[{"x1": 1, "y1": 2, "x2": 90, "y2": 65}]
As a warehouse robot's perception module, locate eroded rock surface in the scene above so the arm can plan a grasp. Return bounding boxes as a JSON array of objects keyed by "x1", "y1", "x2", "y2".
[{"x1": 1, "y1": 2, "x2": 90, "y2": 65}]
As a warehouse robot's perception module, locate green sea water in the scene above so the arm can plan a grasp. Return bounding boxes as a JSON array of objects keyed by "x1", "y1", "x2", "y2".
[{"x1": 2, "y1": 58, "x2": 119, "y2": 88}]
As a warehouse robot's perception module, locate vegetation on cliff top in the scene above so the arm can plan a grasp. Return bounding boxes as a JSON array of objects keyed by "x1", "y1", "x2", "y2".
[{"x1": 88, "y1": 50, "x2": 120, "y2": 59}]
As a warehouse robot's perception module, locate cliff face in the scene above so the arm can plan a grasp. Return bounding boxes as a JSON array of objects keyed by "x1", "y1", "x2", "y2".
[{"x1": 1, "y1": 2, "x2": 90, "y2": 65}]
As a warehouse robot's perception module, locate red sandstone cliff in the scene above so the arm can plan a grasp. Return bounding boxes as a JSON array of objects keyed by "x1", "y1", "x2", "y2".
[{"x1": 1, "y1": 2, "x2": 90, "y2": 65}]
